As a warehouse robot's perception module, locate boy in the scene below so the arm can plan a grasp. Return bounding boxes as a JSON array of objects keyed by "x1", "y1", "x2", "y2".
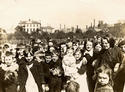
[{"x1": 49, "y1": 50, "x2": 63, "y2": 92}]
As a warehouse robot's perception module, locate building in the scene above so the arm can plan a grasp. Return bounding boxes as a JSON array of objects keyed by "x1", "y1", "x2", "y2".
[
  {"x1": 18, "y1": 19, "x2": 41, "y2": 34},
  {"x1": 42, "y1": 26, "x2": 54, "y2": 33},
  {"x1": 86, "y1": 20, "x2": 110, "y2": 32}
]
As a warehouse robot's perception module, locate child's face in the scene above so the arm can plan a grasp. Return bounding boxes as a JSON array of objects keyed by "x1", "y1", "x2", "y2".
[
  {"x1": 102, "y1": 39, "x2": 110, "y2": 50},
  {"x1": 26, "y1": 55, "x2": 33, "y2": 62},
  {"x1": 19, "y1": 49, "x2": 24, "y2": 56},
  {"x1": 67, "y1": 49, "x2": 73, "y2": 56},
  {"x1": 52, "y1": 54, "x2": 59, "y2": 62},
  {"x1": 48, "y1": 42, "x2": 53, "y2": 46},
  {"x1": 95, "y1": 44, "x2": 102, "y2": 52},
  {"x1": 67, "y1": 42, "x2": 73, "y2": 48},
  {"x1": 79, "y1": 45, "x2": 84, "y2": 50},
  {"x1": 4, "y1": 56, "x2": 13, "y2": 65},
  {"x1": 120, "y1": 45, "x2": 125, "y2": 53},
  {"x1": 98, "y1": 73, "x2": 109, "y2": 85},
  {"x1": 45, "y1": 56, "x2": 51, "y2": 63},
  {"x1": 86, "y1": 41, "x2": 93, "y2": 51},
  {"x1": 74, "y1": 51, "x2": 82, "y2": 60},
  {"x1": 97, "y1": 37, "x2": 101, "y2": 43},
  {"x1": 49, "y1": 47, "x2": 55, "y2": 52},
  {"x1": 73, "y1": 44, "x2": 77, "y2": 49}
]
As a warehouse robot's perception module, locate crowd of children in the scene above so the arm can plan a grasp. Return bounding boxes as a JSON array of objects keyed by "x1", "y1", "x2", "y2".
[{"x1": 0, "y1": 35, "x2": 125, "y2": 92}]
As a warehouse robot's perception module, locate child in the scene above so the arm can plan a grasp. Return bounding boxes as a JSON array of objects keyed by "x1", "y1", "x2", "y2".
[
  {"x1": 65, "y1": 80, "x2": 79, "y2": 92},
  {"x1": 49, "y1": 50, "x2": 63, "y2": 92},
  {"x1": 93, "y1": 64, "x2": 114, "y2": 92},
  {"x1": 74, "y1": 48, "x2": 89, "y2": 92},
  {"x1": 62, "y1": 48, "x2": 80, "y2": 92},
  {"x1": 62, "y1": 48, "x2": 78, "y2": 80},
  {"x1": 83, "y1": 39, "x2": 95, "y2": 92},
  {"x1": 42, "y1": 51, "x2": 53, "y2": 92},
  {"x1": 0, "y1": 51, "x2": 18, "y2": 92}
]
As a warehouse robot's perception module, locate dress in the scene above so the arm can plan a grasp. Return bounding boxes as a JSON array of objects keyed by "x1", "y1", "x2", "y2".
[
  {"x1": 75, "y1": 72, "x2": 89, "y2": 92},
  {"x1": 75, "y1": 60, "x2": 89, "y2": 92},
  {"x1": 18, "y1": 59, "x2": 45, "y2": 92},
  {"x1": 25, "y1": 65, "x2": 39, "y2": 92}
]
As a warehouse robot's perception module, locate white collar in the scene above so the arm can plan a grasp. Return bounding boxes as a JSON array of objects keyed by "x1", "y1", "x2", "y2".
[
  {"x1": 84, "y1": 49, "x2": 93, "y2": 57},
  {"x1": 27, "y1": 63, "x2": 33, "y2": 69}
]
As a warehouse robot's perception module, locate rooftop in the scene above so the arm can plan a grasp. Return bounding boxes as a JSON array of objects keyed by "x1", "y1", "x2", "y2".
[{"x1": 19, "y1": 19, "x2": 41, "y2": 24}]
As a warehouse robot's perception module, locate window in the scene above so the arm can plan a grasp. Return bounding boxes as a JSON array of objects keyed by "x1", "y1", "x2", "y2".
[
  {"x1": 27, "y1": 29, "x2": 29, "y2": 33},
  {"x1": 33, "y1": 28, "x2": 35, "y2": 31},
  {"x1": 37, "y1": 24, "x2": 39, "y2": 27}
]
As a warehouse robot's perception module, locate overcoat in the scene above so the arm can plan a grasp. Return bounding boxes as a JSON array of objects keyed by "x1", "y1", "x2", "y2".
[{"x1": 18, "y1": 59, "x2": 45, "y2": 92}]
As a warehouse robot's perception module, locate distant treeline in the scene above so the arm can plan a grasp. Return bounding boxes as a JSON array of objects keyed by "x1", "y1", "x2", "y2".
[{"x1": 7, "y1": 22, "x2": 125, "y2": 43}]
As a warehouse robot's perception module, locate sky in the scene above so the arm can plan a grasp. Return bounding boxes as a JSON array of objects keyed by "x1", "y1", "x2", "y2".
[{"x1": 0, "y1": 0, "x2": 125, "y2": 33}]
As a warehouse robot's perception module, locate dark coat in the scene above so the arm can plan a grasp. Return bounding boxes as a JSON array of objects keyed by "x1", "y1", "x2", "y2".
[
  {"x1": 83, "y1": 51, "x2": 96, "y2": 92},
  {"x1": 18, "y1": 59, "x2": 45, "y2": 92},
  {"x1": 48, "y1": 59, "x2": 63, "y2": 92},
  {"x1": 94, "y1": 46, "x2": 124, "y2": 92},
  {"x1": 0, "y1": 66, "x2": 18, "y2": 92},
  {"x1": 97, "y1": 46, "x2": 124, "y2": 70},
  {"x1": 42, "y1": 61, "x2": 51, "y2": 84}
]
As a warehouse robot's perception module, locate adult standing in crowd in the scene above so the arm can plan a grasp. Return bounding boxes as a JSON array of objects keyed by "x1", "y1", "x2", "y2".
[
  {"x1": 82, "y1": 39, "x2": 95, "y2": 92},
  {"x1": 113, "y1": 40, "x2": 125, "y2": 92},
  {"x1": 95, "y1": 36, "x2": 125, "y2": 92},
  {"x1": 17, "y1": 52, "x2": 45, "y2": 92}
]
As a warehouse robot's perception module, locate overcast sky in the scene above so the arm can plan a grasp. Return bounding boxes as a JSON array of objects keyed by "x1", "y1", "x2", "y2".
[{"x1": 0, "y1": 0, "x2": 125, "y2": 33}]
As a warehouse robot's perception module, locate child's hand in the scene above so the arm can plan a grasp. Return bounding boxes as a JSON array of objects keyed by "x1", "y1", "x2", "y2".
[
  {"x1": 17, "y1": 85, "x2": 20, "y2": 92},
  {"x1": 42, "y1": 84, "x2": 46, "y2": 91},
  {"x1": 114, "y1": 63, "x2": 120, "y2": 73},
  {"x1": 45, "y1": 84, "x2": 49, "y2": 91},
  {"x1": 114, "y1": 67, "x2": 119, "y2": 73},
  {"x1": 4, "y1": 71, "x2": 12, "y2": 80},
  {"x1": 92, "y1": 59, "x2": 97, "y2": 67},
  {"x1": 82, "y1": 57, "x2": 87, "y2": 65}
]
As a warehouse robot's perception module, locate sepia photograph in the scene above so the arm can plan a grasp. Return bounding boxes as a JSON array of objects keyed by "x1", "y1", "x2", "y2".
[{"x1": 0, "y1": 0, "x2": 125, "y2": 92}]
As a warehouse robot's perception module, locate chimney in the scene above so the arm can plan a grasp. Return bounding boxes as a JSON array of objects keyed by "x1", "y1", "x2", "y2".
[
  {"x1": 76, "y1": 25, "x2": 78, "y2": 29},
  {"x1": 93, "y1": 19, "x2": 95, "y2": 28},
  {"x1": 64, "y1": 25, "x2": 66, "y2": 29},
  {"x1": 60, "y1": 24, "x2": 62, "y2": 30},
  {"x1": 86, "y1": 25, "x2": 88, "y2": 29}
]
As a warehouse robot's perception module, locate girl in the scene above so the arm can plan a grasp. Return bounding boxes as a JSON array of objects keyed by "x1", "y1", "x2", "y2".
[
  {"x1": 93, "y1": 64, "x2": 114, "y2": 92},
  {"x1": 83, "y1": 39, "x2": 95, "y2": 92},
  {"x1": 94, "y1": 42, "x2": 102, "y2": 53},
  {"x1": 74, "y1": 48, "x2": 89, "y2": 92}
]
